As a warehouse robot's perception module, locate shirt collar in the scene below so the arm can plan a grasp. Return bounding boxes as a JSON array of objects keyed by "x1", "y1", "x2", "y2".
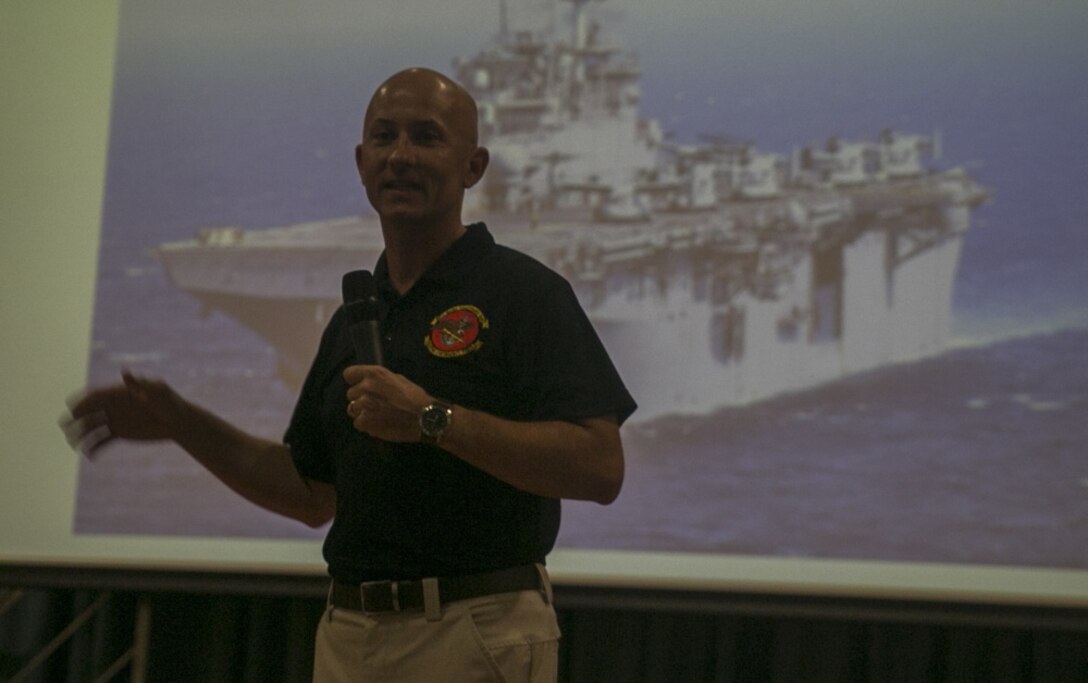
[{"x1": 373, "y1": 222, "x2": 493, "y2": 298}]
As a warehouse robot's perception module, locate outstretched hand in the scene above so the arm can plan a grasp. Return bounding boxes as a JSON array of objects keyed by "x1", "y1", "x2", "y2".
[{"x1": 61, "y1": 371, "x2": 183, "y2": 458}]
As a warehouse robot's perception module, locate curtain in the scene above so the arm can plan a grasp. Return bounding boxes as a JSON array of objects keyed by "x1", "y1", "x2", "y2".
[{"x1": 1, "y1": 588, "x2": 1085, "y2": 682}]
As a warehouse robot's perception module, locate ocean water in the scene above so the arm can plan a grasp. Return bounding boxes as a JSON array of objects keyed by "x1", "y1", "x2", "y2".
[
  {"x1": 560, "y1": 328, "x2": 1088, "y2": 567},
  {"x1": 73, "y1": 0, "x2": 1088, "y2": 569}
]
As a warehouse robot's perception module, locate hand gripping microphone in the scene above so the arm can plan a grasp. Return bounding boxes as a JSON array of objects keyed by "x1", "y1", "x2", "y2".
[{"x1": 341, "y1": 270, "x2": 384, "y2": 365}]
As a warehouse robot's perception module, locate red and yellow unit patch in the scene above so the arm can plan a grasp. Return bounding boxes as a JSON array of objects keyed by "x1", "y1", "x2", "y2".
[{"x1": 425, "y1": 305, "x2": 489, "y2": 358}]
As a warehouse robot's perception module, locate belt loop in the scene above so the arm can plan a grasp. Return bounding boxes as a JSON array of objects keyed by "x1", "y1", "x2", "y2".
[
  {"x1": 535, "y1": 564, "x2": 553, "y2": 606},
  {"x1": 390, "y1": 581, "x2": 401, "y2": 612},
  {"x1": 422, "y1": 577, "x2": 442, "y2": 621}
]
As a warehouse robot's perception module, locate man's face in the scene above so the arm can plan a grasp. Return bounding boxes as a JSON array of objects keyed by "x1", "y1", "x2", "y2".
[{"x1": 356, "y1": 74, "x2": 486, "y2": 229}]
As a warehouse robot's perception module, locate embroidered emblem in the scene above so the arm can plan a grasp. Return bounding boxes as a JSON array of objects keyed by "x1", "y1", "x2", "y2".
[{"x1": 425, "y1": 305, "x2": 489, "y2": 357}]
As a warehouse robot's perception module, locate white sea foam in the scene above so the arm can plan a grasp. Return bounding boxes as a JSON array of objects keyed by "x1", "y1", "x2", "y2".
[
  {"x1": 108, "y1": 351, "x2": 165, "y2": 365},
  {"x1": 949, "y1": 317, "x2": 1088, "y2": 350},
  {"x1": 1011, "y1": 393, "x2": 1070, "y2": 412}
]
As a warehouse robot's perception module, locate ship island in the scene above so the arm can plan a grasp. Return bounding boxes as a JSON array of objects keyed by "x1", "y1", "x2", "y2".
[{"x1": 154, "y1": 0, "x2": 988, "y2": 422}]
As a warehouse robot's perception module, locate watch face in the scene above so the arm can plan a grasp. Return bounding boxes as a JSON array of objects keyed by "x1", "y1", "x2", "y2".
[{"x1": 421, "y1": 404, "x2": 450, "y2": 436}]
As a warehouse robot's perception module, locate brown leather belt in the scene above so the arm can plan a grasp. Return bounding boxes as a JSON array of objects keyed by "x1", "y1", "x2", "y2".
[{"x1": 330, "y1": 564, "x2": 541, "y2": 614}]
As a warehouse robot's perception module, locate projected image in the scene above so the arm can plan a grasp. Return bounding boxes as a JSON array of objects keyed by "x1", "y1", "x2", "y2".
[{"x1": 76, "y1": 0, "x2": 1088, "y2": 569}]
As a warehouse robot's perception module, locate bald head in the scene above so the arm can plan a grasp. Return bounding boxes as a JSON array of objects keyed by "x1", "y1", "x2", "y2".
[
  {"x1": 364, "y1": 68, "x2": 480, "y2": 147},
  {"x1": 355, "y1": 67, "x2": 490, "y2": 235}
]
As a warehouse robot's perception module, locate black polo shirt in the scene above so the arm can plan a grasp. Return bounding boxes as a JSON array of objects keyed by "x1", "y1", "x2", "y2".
[{"x1": 285, "y1": 223, "x2": 636, "y2": 583}]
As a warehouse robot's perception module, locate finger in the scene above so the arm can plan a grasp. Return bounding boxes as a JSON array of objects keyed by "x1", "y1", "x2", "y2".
[
  {"x1": 343, "y1": 364, "x2": 381, "y2": 385},
  {"x1": 68, "y1": 385, "x2": 124, "y2": 420},
  {"x1": 122, "y1": 370, "x2": 152, "y2": 401},
  {"x1": 61, "y1": 418, "x2": 113, "y2": 459},
  {"x1": 343, "y1": 365, "x2": 364, "y2": 384},
  {"x1": 65, "y1": 389, "x2": 87, "y2": 411},
  {"x1": 59, "y1": 413, "x2": 82, "y2": 450},
  {"x1": 78, "y1": 424, "x2": 115, "y2": 460},
  {"x1": 352, "y1": 413, "x2": 370, "y2": 434},
  {"x1": 59, "y1": 411, "x2": 107, "y2": 448},
  {"x1": 347, "y1": 382, "x2": 381, "y2": 404},
  {"x1": 66, "y1": 389, "x2": 98, "y2": 420}
]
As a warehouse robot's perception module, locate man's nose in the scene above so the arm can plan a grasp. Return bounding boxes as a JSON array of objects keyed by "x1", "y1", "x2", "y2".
[{"x1": 388, "y1": 134, "x2": 414, "y2": 165}]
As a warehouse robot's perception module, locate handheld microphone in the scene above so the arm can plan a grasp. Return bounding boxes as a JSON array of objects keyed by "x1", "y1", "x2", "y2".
[{"x1": 341, "y1": 270, "x2": 384, "y2": 365}]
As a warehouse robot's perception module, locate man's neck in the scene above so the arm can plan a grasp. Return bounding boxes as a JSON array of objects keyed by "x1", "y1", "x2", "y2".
[{"x1": 381, "y1": 219, "x2": 467, "y2": 295}]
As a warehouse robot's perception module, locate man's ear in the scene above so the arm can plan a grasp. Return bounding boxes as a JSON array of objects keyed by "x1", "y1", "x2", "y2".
[
  {"x1": 355, "y1": 143, "x2": 366, "y2": 184},
  {"x1": 463, "y1": 146, "x2": 490, "y2": 189}
]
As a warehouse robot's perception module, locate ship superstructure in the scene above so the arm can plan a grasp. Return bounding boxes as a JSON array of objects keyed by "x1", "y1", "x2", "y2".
[{"x1": 155, "y1": 0, "x2": 987, "y2": 421}]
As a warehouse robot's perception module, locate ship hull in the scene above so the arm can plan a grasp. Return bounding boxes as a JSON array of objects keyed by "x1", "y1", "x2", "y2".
[{"x1": 586, "y1": 228, "x2": 965, "y2": 420}]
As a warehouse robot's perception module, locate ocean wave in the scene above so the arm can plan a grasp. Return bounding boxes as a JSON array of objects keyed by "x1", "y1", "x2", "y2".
[
  {"x1": 1011, "y1": 393, "x2": 1077, "y2": 412},
  {"x1": 949, "y1": 316, "x2": 1088, "y2": 349},
  {"x1": 108, "y1": 351, "x2": 166, "y2": 365}
]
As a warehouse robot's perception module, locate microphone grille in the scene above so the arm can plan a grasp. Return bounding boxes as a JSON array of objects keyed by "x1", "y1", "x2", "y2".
[
  {"x1": 341, "y1": 270, "x2": 379, "y2": 322},
  {"x1": 342, "y1": 270, "x2": 376, "y2": 303}
]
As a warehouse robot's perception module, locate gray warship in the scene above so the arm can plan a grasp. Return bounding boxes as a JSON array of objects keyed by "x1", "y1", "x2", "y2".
[{"x1": 155, "y1": 0, "x2": 988, "y2": 421}]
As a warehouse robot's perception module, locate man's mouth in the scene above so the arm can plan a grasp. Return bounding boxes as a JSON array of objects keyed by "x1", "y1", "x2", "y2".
[{"x1": 384, "y1": 180, "x2": 423, "y2": 192}]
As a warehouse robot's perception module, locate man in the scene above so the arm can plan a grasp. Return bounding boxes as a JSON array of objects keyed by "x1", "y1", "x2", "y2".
[{"x1": 63, "y1": 67, "x2": 636, "y2": 682}]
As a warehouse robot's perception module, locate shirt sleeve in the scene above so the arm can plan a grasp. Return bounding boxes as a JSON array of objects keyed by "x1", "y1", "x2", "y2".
[
  {"x1": 282, "y1": 310, "x2": 346, "y2": 484},
  {"x1": 510, "y1": 270, "x2": 637, "y2": 425}
]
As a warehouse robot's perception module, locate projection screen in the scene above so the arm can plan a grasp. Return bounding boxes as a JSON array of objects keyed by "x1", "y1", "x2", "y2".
[{"x1": 3, "y1": 0, "x2": 1087, "y2": 610}]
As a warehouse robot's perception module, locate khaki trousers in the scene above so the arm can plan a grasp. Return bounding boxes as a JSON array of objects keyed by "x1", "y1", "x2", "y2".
[{"x1": 313, "y1": 579, "x2": 560, "y2": 682}]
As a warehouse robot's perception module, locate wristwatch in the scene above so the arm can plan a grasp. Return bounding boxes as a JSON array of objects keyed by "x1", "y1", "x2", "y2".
[{"x1": 419, "y1": 400, "x2": 453, "y2": 445}]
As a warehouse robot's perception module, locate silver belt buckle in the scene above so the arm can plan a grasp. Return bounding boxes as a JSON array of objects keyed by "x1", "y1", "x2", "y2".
[{"x1": 360, "y1": 580, "x2": 401, "y2": 613}]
